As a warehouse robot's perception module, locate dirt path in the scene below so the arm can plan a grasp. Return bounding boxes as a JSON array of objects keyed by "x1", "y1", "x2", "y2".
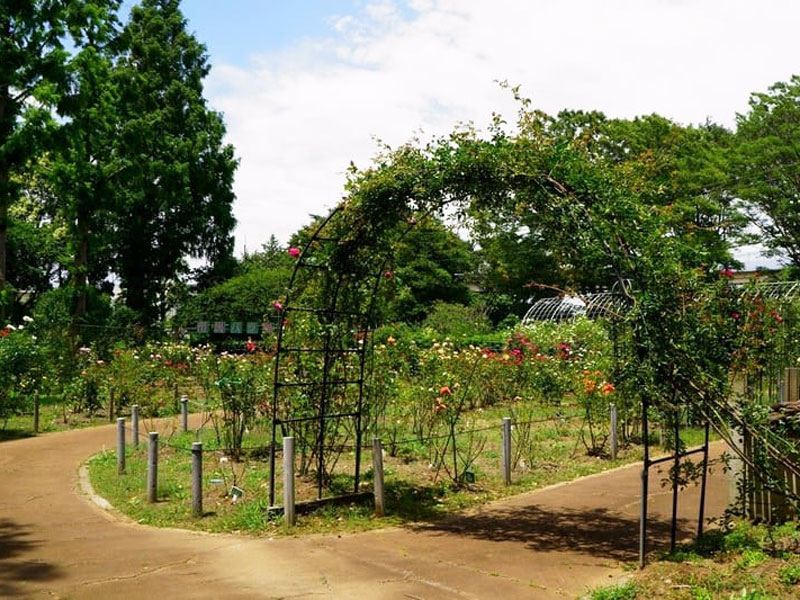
[{"x1": 0, "y1": 421, "x2": 730, "y2": 599}]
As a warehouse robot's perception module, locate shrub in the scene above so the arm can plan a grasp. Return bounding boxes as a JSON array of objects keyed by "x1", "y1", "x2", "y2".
[
  {"x1": 422, "y1": 302, "x2": 493, "y2": 338},
  {"x1": 0, "y1": 326, "x2": 43, "y2": 427}
]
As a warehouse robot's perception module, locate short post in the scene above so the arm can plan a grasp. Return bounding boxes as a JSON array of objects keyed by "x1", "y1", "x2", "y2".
[
  {"x1": 502, "y1": 417, "x2": 512, "y2": 485},
  {"x1": 372, "y1": 438, "x2": 385, "y2": 517},
  {"x1": 180, "y1": 395, "x2": 188, "y2": 432},
  {"x1": 131, "y1": 404, "x2": 139, "y2": 448},
  {"x1": 147, "y1": 432, "x2": 158, "y2": 502},
  {"x1": 33, "y1": 393, "x2": 40, "y2": 434},
  {"x1": 610, "y1": 404, "x2": 618, "y2": 460},
  {"x1": 116, "y1": 417, "x2": 126, "y2": 474},
  {"x1": 192, "y1": 442, "x2": 203, "y2": 517},
  {"x1": 283, "y1": 436, "x2": 295, "y2": 527}
]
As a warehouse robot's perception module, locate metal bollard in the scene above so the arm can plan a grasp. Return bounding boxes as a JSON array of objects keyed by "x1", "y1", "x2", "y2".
[
  {"x1": 180, "y1": 395, "x2": 188, "y2": 432},
  {"x1": 131, "y1": 405, "x2": 139, "y2": 448},
  {"x1": 372, "y1": 438, "x2": 385, "y2": 517},
  {"x1": 117, "y1": 417, "x2": 126, "y2": 474},
  {"x1": 192, "y1": 442, "x2": 203, "y2": 517},
  {"x1": 147, "y1": 432, "x2": 158, "y2": 502},
  {"x1": 502, "y1": 417, "x2": 512, "y2": 485},
  {"x1": 283, "y1": 437, "x2": 295, "y2": 527},
  {"x1": 610, "y1": 404, "x2": 618, "y2": 460}
]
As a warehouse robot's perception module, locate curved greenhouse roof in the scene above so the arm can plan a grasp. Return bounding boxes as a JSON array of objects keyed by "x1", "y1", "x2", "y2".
[{"x1": 522, "y1": 280, "x2": 800, "y2": 324}]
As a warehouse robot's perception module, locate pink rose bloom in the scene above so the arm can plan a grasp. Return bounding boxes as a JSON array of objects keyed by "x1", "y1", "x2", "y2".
[{"x1": 288, "y1": 247, "x2": 301, "y2": 258}]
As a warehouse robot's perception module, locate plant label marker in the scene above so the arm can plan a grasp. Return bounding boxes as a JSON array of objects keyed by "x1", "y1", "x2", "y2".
[{"x1": 230, "y1": 485, "x2": 243, "y2": 504}]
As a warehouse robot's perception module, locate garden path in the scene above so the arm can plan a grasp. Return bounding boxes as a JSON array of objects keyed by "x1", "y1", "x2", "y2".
[{"x1": 0, "y1": 419, "x2": 729, "y2": 599}]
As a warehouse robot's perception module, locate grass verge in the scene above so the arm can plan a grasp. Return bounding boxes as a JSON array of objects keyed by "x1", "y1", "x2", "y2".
[
  {"x1": 588, "y1": 521, "x2": 800, "y2": 599},
  {"x1": 87, "y1": 402, "x2": 716, "y2": 537}
]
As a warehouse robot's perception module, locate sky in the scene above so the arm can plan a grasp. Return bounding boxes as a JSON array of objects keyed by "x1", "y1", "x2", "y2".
[{"x1": 168, "y1": 0, "x2": 800, "y2": 270}]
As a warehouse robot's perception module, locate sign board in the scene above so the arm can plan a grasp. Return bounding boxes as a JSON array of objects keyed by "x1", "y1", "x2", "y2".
[
  {"x1": 246, "y1": 321, "x2": 260, "y2": 334},
  {"x1": 213, "y1": 321, "x2": 225, "y2": 334},
  {"x1": 262, "y1": 322, "x2": 274, "y2": 334},
  {"x1": 229, "y1": 321, "x2": 243, "y2": 334},
  {"x1": 196, "y1": 321, "x2": 209, "y2": 333}
]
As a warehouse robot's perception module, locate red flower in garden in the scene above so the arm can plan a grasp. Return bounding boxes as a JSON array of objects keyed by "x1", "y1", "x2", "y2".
[
  {"x1": 246, "y1": 338, "x2": 257, "y2": 353},
  {"x1": 772, "y1": 310, "x2": 783, "y2": 323},
  {"x1": 273, "y1": 301, "x2": 284, "y2": 312},
  {"x1": 440, "y1": 386, "x2": 451, "y2": 396},
  {"x1": 732, "y1": 311, "x2": 740, "y2": 320},
  {"x1": 433, "y1": 397, "x2": 448, "y2": 413},
  {"x1": 720, "y1": 268, "x2": 734, "y2": 278},
  {"x1": 288, "y1": 246, "x2": 301, "y2": 258},
  {"x1": 384, "y1": 270, "x2": 393, "y2": 279},
  {"x1": 602, "y1": 382, "x2": 616, "y2": 395},
  {"x1": 0, "y1": 328, "x2": 10, "y2": 338}
]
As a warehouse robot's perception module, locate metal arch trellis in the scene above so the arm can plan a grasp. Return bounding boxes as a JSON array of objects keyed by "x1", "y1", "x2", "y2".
[
  {"x1": 269, "y1": 207, "x2": 372, "y2": 506},
  {"x1": 267, "y1": 205, "x2": 434, "y2": 508}
]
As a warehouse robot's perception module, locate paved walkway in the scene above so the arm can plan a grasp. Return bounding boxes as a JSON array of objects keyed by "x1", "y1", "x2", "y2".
[{"x1": 0, "y1": 421, "x2": 729, "y2": 599}]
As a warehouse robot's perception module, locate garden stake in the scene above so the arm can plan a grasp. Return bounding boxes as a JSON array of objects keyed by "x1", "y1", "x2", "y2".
[
  {"x1": 670, "y1": 409, "x2": 680, "y2": 553},
  {"x1": 181, "y1": 395, "x2": 188, "y2": 432},
  {"x1": 372, "y1": 438, "x2": 385, "y2": 517},
  {"x1": 283, "y1": 436, "x2": 295, "y2": 527},
  {"x1": 192, "y1": 442, "x2": 202, "y2": 516},
  {"x1": 502, "y1": 417, "x2": 512, "y2": 485},
  {"x1": 117, "y1": 417, "x2": 126, "y2": 474},
  {"x1": 639, "y1": 397, "x2": 649, "y2": 569},
  {"x1": 147, "y1": 432, "x2": 158, "y2": 503},
  {"x1": 108, "y1": 389, "x2": 115, "y2": 422},
  {"x1": 131, "y1": 404, "x2": 139, "y2": 448},
  {"x1": 610, "y1": 404, "x2": 618, "y2": 461},
  {"x1": 33, "y1": 392, "x2": 39, "y2": 434},
  {"x1": 697, "y1": 420, "x2": 710, "y2": 537}
]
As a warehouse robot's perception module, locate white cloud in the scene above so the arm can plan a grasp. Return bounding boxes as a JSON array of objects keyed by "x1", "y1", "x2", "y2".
[{"x1": 206, "y1": 0, "x2": 800, "y2": 269}]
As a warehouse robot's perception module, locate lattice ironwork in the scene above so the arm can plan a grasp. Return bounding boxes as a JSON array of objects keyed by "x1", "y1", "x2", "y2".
[{"x1": 268, "y1": 207, "x2": 414, "y2": 506}]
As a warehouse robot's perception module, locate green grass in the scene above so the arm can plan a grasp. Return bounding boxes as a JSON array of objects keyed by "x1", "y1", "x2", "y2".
[
  {"x1": 589, "y1": 522, "x2": 800, "y2": 600},
  {"x1": 0, "y1": 397, "x2": 110, "y2": 441},
  {"x1": 590, "y1": 581, "x2": 638, "y2": 600},
  {"x1": 88, "y1": 400, "x2": 679, "y2": 536}
]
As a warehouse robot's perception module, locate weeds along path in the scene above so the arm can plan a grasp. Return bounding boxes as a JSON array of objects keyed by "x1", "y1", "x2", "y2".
[{"x1": 0, "y1": 418, "x2": 729, "y2": 599}]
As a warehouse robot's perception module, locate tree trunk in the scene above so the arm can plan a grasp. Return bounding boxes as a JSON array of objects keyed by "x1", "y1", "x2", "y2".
[
  {"x1": 69, "y1": 213, "x2": 90, "y2": 347},
  {"x1": 0, "y1": 78, "x2": 9, "y2": 322}
]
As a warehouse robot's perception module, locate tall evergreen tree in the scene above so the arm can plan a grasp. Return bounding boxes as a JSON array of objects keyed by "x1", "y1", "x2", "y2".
[
  {"x1": 114, "y1": 0, "x2": 237, "y2": 320},
  {"x1": 50, "y1": 0, "x2": 121, "y2": 336},
  {"x1": 0, "y1": 1, "x2": 72, "y2": 317}
]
